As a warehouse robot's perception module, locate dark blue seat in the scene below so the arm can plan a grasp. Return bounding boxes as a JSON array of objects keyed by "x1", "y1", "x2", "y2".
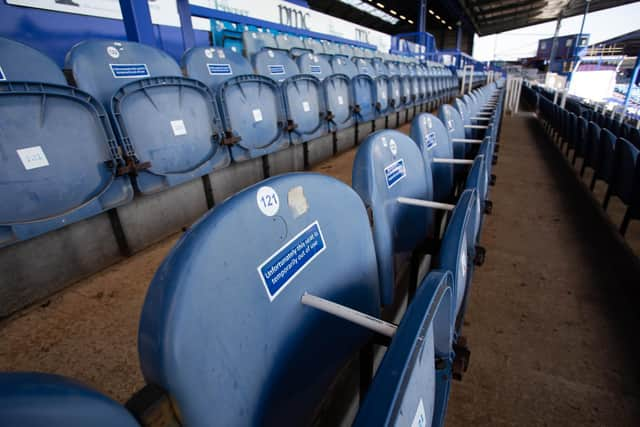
[
  {"x1": 581, "y1": 121, "x2": 601, "y2": 177},
  {"x1": 138, "y1": 173, "x2": 382, "y2": 426},
  {"x1": 604, "y1": 137, "x2": 639, "y2": 212},
  {"x1": 591, "y1": 128, "x2": 617, "y2": 190},
  {"x1": 0, "y1": 372, "x2": 139, "y2": 427},
  {"x1": 181, "y1": 46, "x2": 289, "y2": 162},
  {"x1": 66, "y1": 40, "x2": 230, "y2": 194},
  {"x1": 354, "y1": 270, "x2": 454, "y2": 427},
  {"x1": 254, "y1": 49, "x2": 327, "y2": 144},
  {"x1": 0, "y1": 37, "x2": 133, "y2": 247},
  {"x1": 352, "y1": 130, "x2": 436, "y2": 305}
]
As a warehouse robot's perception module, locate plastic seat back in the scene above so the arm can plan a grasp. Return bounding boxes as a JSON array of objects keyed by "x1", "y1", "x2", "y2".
[
  {"x1": 0, "y1": 37, "x2": 66, "y2": 84},
  {"x1": 0, "y1": 38, "x2": 134, "y2": 246},
  {"x1": 242, "y1": 30, "x2": 277, "y2": 57},
  {"x1": 353, "y1": 57, "x2": 376, "y2": 77},
  {"x1": 331, "y1": 55, "x2": 375, "y2": 122},
  {"x1": 352, "y1": 130, "x2": 435, "y2": 305},
  {"x1": 410, "y1": 113, "x2": 456, "y2": 203},
  {"x1": 596, "y1": 128, "x2": 617, "y2": 182},
  {"x1": 0, "y1": 372, "x2": 139, "y2": 427},
  {"x1": 182, "y1": 46, "x2": 288, "y2": 162},
  {"x1": 436, "y1": 189, "x2": 476, "y2": 319},
  {"x1": 182, "y1": 46, "x2": 254, "y2": 90},
  {"x1": 320, "y1": 55, "x2": 355, "y2": 130},
  {"x1": 303, "y1": 37, "x2": 323, "y2": 53},
  {"x1": 275, "y1": 33, "x2": 308, "y2": 56},
  {"x1": 611, "y1": 138, "x2": 640, "y2": 204},
  {"x1": 256, "y1": 50, "x2": 326, "y2": 144},
  {"x1": 354, "y1": 271, "x2": 454, "y2": 427},
  {"x1": 67, "y1": 40, "x2": 230, "y2": 193},
  {"x1": 338, "y1": 44, "x2": 355, "y2": 57},
  {"x1": 138, "y1": 173, "x2": 381, "y2": 426},
  {"x1": 438, "y1": 104, "x2": 468, "y2": 162},
  {"x1": 252, "y1": 48, "x2": 299, "y2": 82}
]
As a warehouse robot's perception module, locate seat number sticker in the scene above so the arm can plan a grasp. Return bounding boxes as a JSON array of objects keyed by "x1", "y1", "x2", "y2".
[
  {"x1": 337, "y1": 95, "x2": 344, "y2": 105},
  {"x1": 17, "y1": 146, "x2": 49, "y2": 170},
  {"x1": 302, "y1": 101, "x2": 311, "y2": 112},
  {"x1": 258, "y1": 221, "x2": 326, "y2": 301},
  {"x1": 207, "y1": 63, "x2": 232, "y2": 75},
  {"x1": 252, "y1": 108, "x2": 263, "y2": 122},
  {"x1": 384, "y1": 158, "x2": 406, "y2": 189},
  {"x1": 310, "y1": 65, "x2": 321, "y2": 74},
  {"x1": 425, "y1": 132, "x2": 437, "y2": 150},
  {"x1": 256, "y1": 186, "x2": 279, "y2": 217},
  {"x1": 109, "y1": 63, "x2": 150, "y2": 78},
  {"x1": 170, "y1": 120, "x2": 187, "y2": 136}
]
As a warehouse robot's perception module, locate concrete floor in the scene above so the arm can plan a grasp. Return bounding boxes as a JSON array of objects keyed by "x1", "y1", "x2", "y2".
[
  {"x1": 445, "y1": 112, "x2": 640, "y2": 426},
  {"x1": 1, "y1": 111, "x2": 640, "y2": 425}
]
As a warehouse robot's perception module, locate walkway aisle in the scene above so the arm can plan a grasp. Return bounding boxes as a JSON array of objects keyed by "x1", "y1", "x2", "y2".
[{"x1": 446, "y1": 113, "x2": 640, "y2": 426}]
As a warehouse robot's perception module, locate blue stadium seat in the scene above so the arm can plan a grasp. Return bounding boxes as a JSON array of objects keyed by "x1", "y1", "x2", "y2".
[
  {"x1": 323, "y1": 55, "x2": 357, "y2": 130},
  {"x1": 138, "y1": 173, "x2": 381, "y2": 426},
  {"x1": 242, "y1": 30, "x2": 278, "y2": 58},
  {"x1": 436, "y1": 189, "x2": 478, "y2": 324},
  {"x1": 0, "y1": 37, "x2": 134, "y2": 247},
  {"x1": 603, "y1": 137, "x2": 639, "y2": 214},
  {"x1": 590, "y1": 128, "x2": 617, "y2": 191},
  {"x1": 329, "y1": 54, "x2": 376, "y2": 123},
  {"x1": 302, "y1": 37, "x2": 323, "y2": 53},
  {"x1": 274, "y1": 33, "x2": 309, "y2": 56},
  {"x1": 254, "y1": 49, "x2": 327, "y2": 144},
  {"x1": 352, "y1": 130, "x2": 436, "y2": 305},
  {"x1": 0, "y1": 372, "x2": 139, "y2": 427},
  {"x1": 438, "y1": 104, "x2": 471, "y2": 169},
  {"x1": 410, "y1": 113, "x2": 457, "y2": 204},
  {"x1": 354, "y1": 270, "x2": 454, "y2": 427},
  {"x1": 66, "y1": 40, "x2": 230, "y2": 194},
  {"x1": 180, "y1": 46, "x2": 289, "y2": 162}
]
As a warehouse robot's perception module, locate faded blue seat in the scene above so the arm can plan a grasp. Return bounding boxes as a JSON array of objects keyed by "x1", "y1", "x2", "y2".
[
  {"x1": 354, "y1": 270, "x2": 454, "y2": 427},
  {"x1": 382, "y1": 61, "x2": 403, "y2": 113},
  {"x1": 138, "y1": 173, "x2": 382, "y2": 426},
  {"x1": 438, "y1": 104, "x2": 471, "y2": 169},
  {"x1": 66, "y1": 40, "x2": 230, "y2": 194},
  {"x1": 0, "y1": 37, "x2": 133, "y2": 247},
  {"x1": 181, "y1": 46, "x2": 289, "y2": 162},
  {"x1": 254, "y1": 49, "x2": 327, "y2": 144},
  {"x1": 352, "y1": 130, "x2": 436, "y2": 305},
  {"x1": 0, "y1": 372, "x2": 139, "y2": 427}
]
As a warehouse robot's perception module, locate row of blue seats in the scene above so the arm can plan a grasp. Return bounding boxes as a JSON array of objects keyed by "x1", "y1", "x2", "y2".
[
  {"x1": 0, "y1": 81, "x2": 506, "y2": 426},
  {"x1": 0, "y1": 36, "x2": 457, "y2": 249},
  {"x1": 531, "y1": 88, "x2": 640, "y2": 236}
]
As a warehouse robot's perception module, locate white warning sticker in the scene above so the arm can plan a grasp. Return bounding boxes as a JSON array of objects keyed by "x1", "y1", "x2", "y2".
[
  {"x1": 302, "y1": 101, "x2": 311, "y2": 112},
  {"x1": 170, "y1": 120, "x2": 187, "y2": 136},
  {"x1": 252, "y1": 109, "x2": 263, "y2": 123},
  {"x1": 337, "y1": 95, "x2": 344, "y2": 105},
  {"x1": 17, "y1": 146, "x2": 50, "y2": 170}
]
